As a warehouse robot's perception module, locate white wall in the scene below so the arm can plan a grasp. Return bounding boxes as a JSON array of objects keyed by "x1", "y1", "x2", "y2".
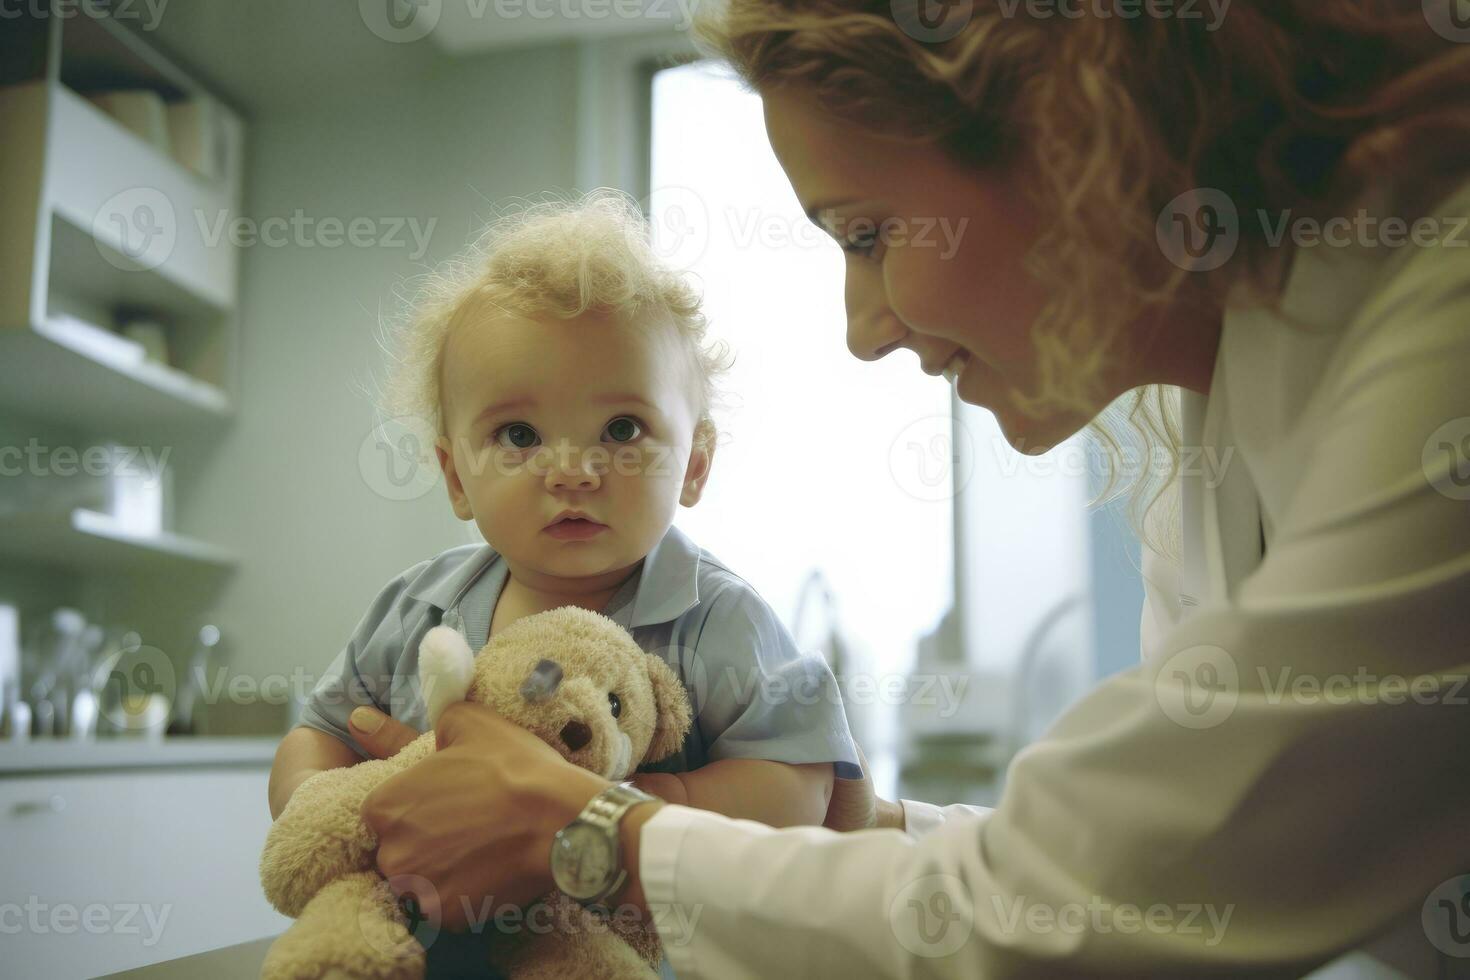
[{"x1": 142, "y1": 7, "x2": 585, "y2": 719}]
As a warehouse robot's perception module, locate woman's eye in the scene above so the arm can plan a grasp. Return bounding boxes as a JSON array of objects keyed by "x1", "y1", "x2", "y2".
[
  {"x1": 603, "y1": 417, "x2": 642, "y2": 443},
  {"x1": 494, "y1": 423, "x2": 539, "y2": 450},
  {"x1": 841, "y1": 231, "x2": 880, "y2": 258},
  {"x1": 607, "y1": 691, "x2": 621, "y2": 719}
]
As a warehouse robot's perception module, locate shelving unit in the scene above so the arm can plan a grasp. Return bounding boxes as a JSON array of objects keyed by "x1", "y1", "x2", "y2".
[
  {"x1": 0, "y1": 508, "x2": 236, "y2": 573},
  {"x1": 0, "y1": 3, "x2": 244, "y2": 574}
]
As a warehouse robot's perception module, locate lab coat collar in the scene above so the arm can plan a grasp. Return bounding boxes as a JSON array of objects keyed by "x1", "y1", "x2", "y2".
[
  {"x1": 1180, "y1": 377, "x2": 1262, "y2": 614},
  {"x1": 1184, "y1": 237, "x2": 1391, "y2": 616}
]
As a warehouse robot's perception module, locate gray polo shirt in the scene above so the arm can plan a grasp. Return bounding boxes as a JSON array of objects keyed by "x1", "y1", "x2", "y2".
[{"x1": 298, "y1": 523, "x2": 862, "y2": 781}]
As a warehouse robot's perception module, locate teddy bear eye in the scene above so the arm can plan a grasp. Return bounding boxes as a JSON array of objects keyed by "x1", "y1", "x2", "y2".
[{"x1": 607, "y1": 692, "x2": 621, "y2": 719}]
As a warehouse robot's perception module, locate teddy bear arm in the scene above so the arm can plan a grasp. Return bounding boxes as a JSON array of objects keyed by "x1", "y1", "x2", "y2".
[
  {"x1": 261, "y1": 870, "x2": 427, "y2": 980},
  {"x1": 261, "y1": 732, "x2": 437, "y2": 916}
]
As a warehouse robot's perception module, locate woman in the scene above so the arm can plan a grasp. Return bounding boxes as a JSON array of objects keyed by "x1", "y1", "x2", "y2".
[{"x1": 353, "y1": 2, "x2": 1470, "y2": 975}]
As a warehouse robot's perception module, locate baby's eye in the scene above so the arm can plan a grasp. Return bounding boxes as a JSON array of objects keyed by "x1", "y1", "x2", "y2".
[
  {"x1": 607, "y1": 691, "x2": 621, "y2": 719},
  {"x1": 602, "y1": 416, "x2": 642, "y2": 444},
  {"x1": 493, "y1": 422, "x2": 539, "y2": 450}
]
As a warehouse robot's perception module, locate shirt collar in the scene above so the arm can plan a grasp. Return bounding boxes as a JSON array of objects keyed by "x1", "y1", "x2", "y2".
[
  {"x1": 405, "y1": 544, "x2": 496, "y2": 611},
  {"x1": 404, "y1": 525, "x2": 702, "y2": 629},
  {"x1": 613, "y1": 523, "x2": 703, "y2": 629}
]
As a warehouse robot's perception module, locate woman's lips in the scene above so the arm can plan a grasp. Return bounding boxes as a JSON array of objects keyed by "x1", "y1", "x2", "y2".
[{"x1": 543, "y1": 518, "x2": 607, "y2": 540}]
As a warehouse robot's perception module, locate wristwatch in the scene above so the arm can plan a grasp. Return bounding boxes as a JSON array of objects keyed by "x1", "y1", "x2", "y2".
[{"x1": 550, "y1": 782, "x2": 657, "y2": 908}]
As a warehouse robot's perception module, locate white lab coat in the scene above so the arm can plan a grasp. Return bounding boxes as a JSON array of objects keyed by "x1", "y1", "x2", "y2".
[{"x1": 640, "y1": 174, "x2": 1470, "y2": 978}]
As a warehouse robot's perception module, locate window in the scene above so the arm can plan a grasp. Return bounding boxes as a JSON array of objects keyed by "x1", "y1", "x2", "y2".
[{"x1": 648, "y1": 61, "x2": 954, "y2": 772}]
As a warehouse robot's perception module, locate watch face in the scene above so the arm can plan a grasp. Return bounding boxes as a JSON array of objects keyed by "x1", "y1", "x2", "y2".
[{"x1": 552, "y1": 823, "x2": 614, "y2": 899}]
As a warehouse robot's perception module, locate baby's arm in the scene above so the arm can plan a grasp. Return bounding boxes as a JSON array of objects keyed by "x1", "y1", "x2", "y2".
[
  {"x1": 271, "y1": 561, "x2": 431, "y2": 818},
  {"x1": 268, "y1": 726, "x2": 362, "y2": 819},
  {"x1": 631, "y1": 759, "x2": 833, "y2": 827}
]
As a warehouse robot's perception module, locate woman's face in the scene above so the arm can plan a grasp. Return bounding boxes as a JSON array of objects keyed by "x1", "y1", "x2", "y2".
[{"x1": 761, "y1": 83, "x2": 1093, "y2": 454}]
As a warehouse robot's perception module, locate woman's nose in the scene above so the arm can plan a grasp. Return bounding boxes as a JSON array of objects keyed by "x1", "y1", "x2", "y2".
[
  {"x1": 846, "y1": 311, "x2": 908, "y2": 362},
  {"x1": 845, "y1": 269, "x2": 907, "y2": 362}
]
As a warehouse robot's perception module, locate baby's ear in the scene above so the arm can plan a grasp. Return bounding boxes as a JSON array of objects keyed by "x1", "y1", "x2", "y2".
[
  {"x1": 642, "y1": 654, "x2": 692, "y2": 764},
  {"x1": 419, "y1": 625, "x2": 475, "y2": 728}
]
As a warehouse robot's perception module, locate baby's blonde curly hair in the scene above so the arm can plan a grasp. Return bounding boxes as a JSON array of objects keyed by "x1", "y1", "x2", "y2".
[
  {"x1": 374, "y1": 190, "x2": 732, "y2": 456},
  {"x1": 693, "y1": 0, "x2": 1470, "y2": 559}
]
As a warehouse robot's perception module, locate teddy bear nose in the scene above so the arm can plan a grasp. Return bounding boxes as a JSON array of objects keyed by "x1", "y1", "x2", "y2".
[{"x1": 559, "y1": 719, "x2": 592, "y2": 752}]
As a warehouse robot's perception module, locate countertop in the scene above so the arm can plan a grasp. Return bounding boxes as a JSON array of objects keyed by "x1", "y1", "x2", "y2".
[
  {"x1": 0, "y1": 736, "x2": 278, "y2": 775},
  {"x1": 97, "y1": 936, "x2": 277, "y2": 979},
  {"x1": 92, "y1": 932, "x2": 518, "y2": 979}
]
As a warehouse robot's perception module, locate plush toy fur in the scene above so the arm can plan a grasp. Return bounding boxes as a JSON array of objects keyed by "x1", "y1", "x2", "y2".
[{"x1": 259, "y1": 606, "x2": 693, "y2": 980}]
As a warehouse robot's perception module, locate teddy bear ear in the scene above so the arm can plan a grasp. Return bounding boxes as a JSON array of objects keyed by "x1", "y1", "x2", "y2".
[
  {"x1": 419, "y1": 625, "x2": 475, "y2": 729},
  {"x1": 642, "y1": 653, "x2": 693, "y2": 764}
]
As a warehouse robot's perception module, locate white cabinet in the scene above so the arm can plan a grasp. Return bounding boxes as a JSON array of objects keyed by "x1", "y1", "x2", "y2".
[{"x1": 0, "y1": 767, "x2": 288, "y2": 979}]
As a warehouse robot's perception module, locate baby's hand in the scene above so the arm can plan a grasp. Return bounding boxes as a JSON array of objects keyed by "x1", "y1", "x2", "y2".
[
  {"x1": 824, "y1": 742, "x2": 879, "y2": 831},
  {"x1": 348, "y1": 705, "x2": 421, "y2": 759}
]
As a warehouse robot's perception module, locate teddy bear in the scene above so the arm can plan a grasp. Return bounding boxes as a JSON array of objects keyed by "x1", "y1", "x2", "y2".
[{"x1": 258, "y1": 605, "x2": 693, "y2": 980}]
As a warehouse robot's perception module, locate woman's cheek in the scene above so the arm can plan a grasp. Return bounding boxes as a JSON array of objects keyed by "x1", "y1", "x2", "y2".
[{"x1": 883, "y1": 247, "x2": 971, "y2": 346}]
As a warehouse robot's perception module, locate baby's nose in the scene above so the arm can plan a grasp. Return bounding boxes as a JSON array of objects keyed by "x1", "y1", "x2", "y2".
[{"x1": 543, "y1": 439, "x2": 603, "y2": 491}]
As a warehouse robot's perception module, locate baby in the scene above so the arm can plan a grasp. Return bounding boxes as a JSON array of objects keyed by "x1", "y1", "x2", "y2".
[{"x1": 269, "y1": 192, "x2": 861, "y2": 841}]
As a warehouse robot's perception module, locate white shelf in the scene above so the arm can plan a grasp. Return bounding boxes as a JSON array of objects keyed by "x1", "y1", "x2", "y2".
[
  {"x1": 0, "y1": 315, "x2": 230, "y2": 436},
  {"x1": 0, "y1": 10, "x2": 243, "y2": 586},
  {"x1": 0, "y1": 508, "x2": 237, "y2": 573},
  {"x1": 46, "y1": 82, "x2": 240, "y2": 311}
]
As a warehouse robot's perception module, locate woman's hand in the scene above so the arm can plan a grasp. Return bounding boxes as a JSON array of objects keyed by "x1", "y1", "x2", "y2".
[{"x1": 355, "y1": 702, "x2": 609, "y2": 931}]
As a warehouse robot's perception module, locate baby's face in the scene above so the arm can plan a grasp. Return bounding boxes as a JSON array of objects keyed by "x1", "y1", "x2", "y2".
[{"x1": 435, "y1": 309, "x2": 710, "y2": 582}]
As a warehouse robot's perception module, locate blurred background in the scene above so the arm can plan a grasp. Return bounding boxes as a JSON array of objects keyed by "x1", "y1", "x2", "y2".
[{"x1": 0, "y1": 2, "x2": 1148, "y2": 975}]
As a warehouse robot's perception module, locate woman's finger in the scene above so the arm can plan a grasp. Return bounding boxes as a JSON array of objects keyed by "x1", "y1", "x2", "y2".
[{"x1": 348, "y1": 705, "x2": 419, "y2": 759}]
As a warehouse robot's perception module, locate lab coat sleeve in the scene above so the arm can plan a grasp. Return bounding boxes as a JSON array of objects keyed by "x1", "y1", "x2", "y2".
[
  {"x1": 899, "y1": 798, "x2": 994, "y2": 838},
  {"x1": 640, "y1": 221, "x2": 1470, "y2": 978}
]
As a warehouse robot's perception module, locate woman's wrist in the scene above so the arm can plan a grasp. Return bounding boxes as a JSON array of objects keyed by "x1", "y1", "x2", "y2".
[
  {"x1": 536, "y1": 766, "x2": 612, "y2": 890},
  {"x1": 540, "y1": 767, "x2": 665, "y2": 918},
  {"x1": 610, "y1": 799, "x2": 664, "y2": 915}
]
